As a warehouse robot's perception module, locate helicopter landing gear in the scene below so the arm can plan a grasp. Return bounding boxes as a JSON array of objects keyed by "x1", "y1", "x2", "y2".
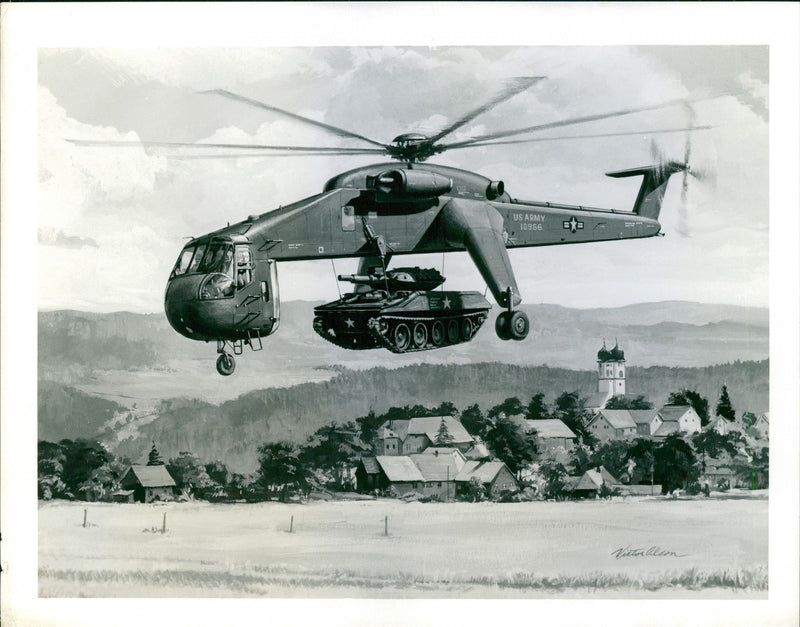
[
  {"x1": 495, "y1": 288, "x2": 530, "y2": 341},
  {"x1": 215, "y1": 339, "x2": 236, "y2": 376}
]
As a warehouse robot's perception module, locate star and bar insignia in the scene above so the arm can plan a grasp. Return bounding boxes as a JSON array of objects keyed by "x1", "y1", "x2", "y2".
[{"x1": 563, "y1": 216, "x2": 584, "y2": 233}]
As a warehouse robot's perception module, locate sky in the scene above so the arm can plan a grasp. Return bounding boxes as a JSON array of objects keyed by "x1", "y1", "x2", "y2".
[{"x1": 37, "y1": 46, "x2": 769, "y2": 313}]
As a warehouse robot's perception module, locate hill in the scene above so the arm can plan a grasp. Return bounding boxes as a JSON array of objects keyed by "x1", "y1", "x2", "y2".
[{"x1": 100, "y1": 360, "x2": 768, "y2": 473}]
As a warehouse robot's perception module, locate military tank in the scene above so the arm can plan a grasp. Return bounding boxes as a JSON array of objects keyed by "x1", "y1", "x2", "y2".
[{"x1": 313, "y1": 267, "x2": 491, "y2": 353}]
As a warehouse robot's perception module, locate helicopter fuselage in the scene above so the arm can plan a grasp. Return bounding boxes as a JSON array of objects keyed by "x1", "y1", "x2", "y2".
[{"x1": 164, "y1": 161, "x2": 674, "y2": 371}]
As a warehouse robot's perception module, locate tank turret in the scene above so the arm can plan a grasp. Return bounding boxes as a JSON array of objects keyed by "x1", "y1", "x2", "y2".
[{"x1": 337, "y1": 267, "x2": 445, "y2": 292}]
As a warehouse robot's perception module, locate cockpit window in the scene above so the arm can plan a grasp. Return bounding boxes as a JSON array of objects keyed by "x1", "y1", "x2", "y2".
[
  {"x1": 196, "y1": 242, "x2": 234, "y2": 277},
  {"x1": 171, "y1": 247, "x2": 195, "y2": 277},
  {"x1": 187, "y1": 243, "x2": 207, "y2": 274}
]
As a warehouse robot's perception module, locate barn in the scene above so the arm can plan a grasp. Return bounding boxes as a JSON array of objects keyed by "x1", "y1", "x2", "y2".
[
  {"x1": 119, "y1": 465, "x2": 177, "y2": 503},
  {"x1": 455, "y1": 461, "x2": 518, "y2": 499}
]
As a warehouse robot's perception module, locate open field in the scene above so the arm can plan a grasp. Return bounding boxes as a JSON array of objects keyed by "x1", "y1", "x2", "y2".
[{"x1": 39, "y1": 492, "x2": 767, "y2": 598}]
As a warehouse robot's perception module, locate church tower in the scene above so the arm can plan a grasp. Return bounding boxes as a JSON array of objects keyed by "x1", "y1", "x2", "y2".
[{"x1": 597, "y1": 339, "x2": 626, "y2": 398}]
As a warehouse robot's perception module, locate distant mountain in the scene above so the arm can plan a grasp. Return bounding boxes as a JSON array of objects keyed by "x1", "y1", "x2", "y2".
[{"x1": 38, "y1": 300, "x2": 768, "y2": 406}]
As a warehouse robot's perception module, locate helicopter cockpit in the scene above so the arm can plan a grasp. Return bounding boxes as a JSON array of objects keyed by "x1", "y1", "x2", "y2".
[{"x1": 165, "y1": 233, "x2": 278, "y2": 357}]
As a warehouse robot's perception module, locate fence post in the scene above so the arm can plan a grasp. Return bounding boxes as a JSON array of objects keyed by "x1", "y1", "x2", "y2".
[
  {"x1": 290, "y1": 515, "x2": 294, "y2": 533},
  {"x1": 162, "y1": 512, "x2": 167, "y2": 534},
  {"x1": 83, "y1": 509, "x2": 87, "y2": 528},
  {"x1": 385, "y1": 515, "x2": 388, "y2": 536}
]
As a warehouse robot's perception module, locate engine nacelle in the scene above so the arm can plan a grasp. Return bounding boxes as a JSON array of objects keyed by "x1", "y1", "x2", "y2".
[
  {"x1": 486, "y1": 180, "x2": 505, "y2": 200},
  {"x1": 368, "y1": 169, "x2": 452, "y2": 201}
]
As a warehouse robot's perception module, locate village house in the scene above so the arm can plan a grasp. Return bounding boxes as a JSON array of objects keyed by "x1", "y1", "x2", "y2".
[
  {"x1": 374, "y1": 415, "x2": 474, "y2": 455},
  {"x1": 742, "y1": 412, "x2": 769, "y2": 440},
  {"x1": 706, "y1": 415, "x2": 742, "y2": 436},
  {"x1": 630, "y1": 409, "x2": 662, "y2": 436},
  {"x1": 567, "y1": 465, "x2": 621, "y2": 498},
  {"x1": 455, "y1": 460, "x2": 518, "y2": 499},
  {"x1": 518, "y1": 418, "x2": 577, "y2": 450},
  {"x1": 653, "y1": 405, "x2": 701, "y2": 438},
  {"x1": 463, "y1": 437, "x2": 491, "y2": 461},
  {"x1": 355, "y1": 456, "x2": 425, "y2": 495},
  {"x1": 118, "y1": 465, "x2": 177, "y2": 503},
  {"x1": 409, "y1": 448, "x2": 466, "y2": 499},
  {"x1": 585, "y1": 409, "x2": 638, "y2": 442}
]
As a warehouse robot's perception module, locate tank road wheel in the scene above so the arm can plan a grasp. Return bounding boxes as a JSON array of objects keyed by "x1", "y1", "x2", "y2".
[
  {"x1": 508, "y1": 310, "x2": 530, "y2": 341},
  {"x1": 216, "y1": 353, "x2": 236, "y2": 376},
  {"x1": 495, "y1": 312, "x2": 511, "y2": 341},
  {"x1": 393, "y1": 323, "x2": 411, "y2": 351},
  {"x1": 413, "y1": 322, "x2": 428, "y2": 348},
  {"x1": 446, "y1": 319, "x2": 459, "y2": 344},
  {"x1": 431, "y1": 320, "x2": 445, "y2": 347},
  {"x1": 460, "y1": 317, "x2": 474, "y2": 341}
]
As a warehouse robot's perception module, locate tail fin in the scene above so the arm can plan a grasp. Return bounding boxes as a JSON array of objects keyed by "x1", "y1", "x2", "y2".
[{"x1": 606, "y1": 162, "x2": 686, "y2": 220}]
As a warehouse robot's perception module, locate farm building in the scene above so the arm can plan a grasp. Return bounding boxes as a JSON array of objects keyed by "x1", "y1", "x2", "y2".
[
  {"x1": 742, "y1": 412, "x2": 769, "y2": 440},
  {"x1": 409, "y1": 448, "x2": 466, "y2": 499},
  {"x1": 355, "y1": 456, "x2": 424, "y2": 495},
  {"x1": 706, "y1": 415, "x2": 742, "y2": 436},
  {"x1": 520, "y1": 418, "x2": 577, "y2": 450},
  {"x1": 464, "y1": 438, "x2": 491, "y2": 461},
  {"x1": 629, "y1": 409, "x2": 662, "y2": 436},
  {"x1": 455, "y1": 461, "x2": 518, "y2": 499},
  {"x1": 119, "y1": 465, "x2": 176, "y2": 503},
  {"x1": 374, "y1": 416, "x2": 474, "y2": 455},
  {"x1": 585, "y1": 410, "x2": 638, "y2": 442},
  {"x1": 656, "y1": 405, "x2": 701, "y2": 436},
  {"x1": 569, "y1": 466, "x2": 621, "y2": 498}
]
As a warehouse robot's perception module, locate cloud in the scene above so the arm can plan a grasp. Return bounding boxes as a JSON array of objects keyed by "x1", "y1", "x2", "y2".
[{"x1": 38, "y1": 227, "x2": 99, "y2": 249}]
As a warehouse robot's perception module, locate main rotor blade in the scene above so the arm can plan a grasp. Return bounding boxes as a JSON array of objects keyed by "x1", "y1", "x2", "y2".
[
  {"x1": 67, "y1": 139, "x2": 387, "y2": 153},
  {"x1": 439, "y1": 91, "x2": 734, "y2": 150},
  {"x1": 425, "y1": 76, "x2": 545, "y2": 145},
  {"x1": 203, "y1": 89, "x2": 389, "y2": 149},
  {"x1": 168, "y1": 150, "x2": 390, "y2": 159},
  {"x1": 450, "y1": 125, "x2": 713, "y2": 149}
]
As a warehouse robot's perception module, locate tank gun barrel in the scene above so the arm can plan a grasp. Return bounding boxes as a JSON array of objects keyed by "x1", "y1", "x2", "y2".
[{"x1": 337, "y1": 274, "x2": 377, "y2": 285}]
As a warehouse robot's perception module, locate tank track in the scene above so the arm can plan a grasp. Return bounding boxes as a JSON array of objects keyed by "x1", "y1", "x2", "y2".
[
  {"x1": 366, "y1": 311, "x2": 488, "y2": 354},
  {"x1": 313, "y1": 315, "x2": 381, "y2": 350}
]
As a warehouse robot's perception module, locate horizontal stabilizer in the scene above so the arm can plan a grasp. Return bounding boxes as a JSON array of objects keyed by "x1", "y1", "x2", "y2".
[{"x1": 606, "y1": 162, "x2": 686, "y2": 219}]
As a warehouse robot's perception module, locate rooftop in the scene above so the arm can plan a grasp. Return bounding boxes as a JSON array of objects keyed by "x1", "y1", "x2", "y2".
[{"x1": 125, "y1": 465, "x2": 176, "y2": 488}]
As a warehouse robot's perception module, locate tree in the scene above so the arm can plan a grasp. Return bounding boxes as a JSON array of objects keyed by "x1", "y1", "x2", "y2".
[
  {"x1": 256, "y1": 441, "x2": 308, "y2": 501},
  {"x1": 300, "y1": 422, "x2": 364, "y2": 489},
  {"x1": 147, "y1": 441, "x2": 164, "y2": 466},
  {"x1": 484, "y1": 415, "x2": 538, "y2": 477},
  {"x1": 488, "y1": 397, "x2": 524, "y2": 420},
  {"x1": 654, "y1": 434, "x2": 700, "y2": 494},
  {"x1": 356, "y1": 410, "x2": 382, "y2": 446},
  {"x1": 692, "y1": 431, "x2": 739, "y2": 462},
  {"x1": 538, "y1": 460, "x2": 572, "y2": 500},
  {"x1": 668, "y1": 389, "x2": 710, "y2": 426},
  {"x1": 463, "y1": 477, "x2": 486, "y2": 502},
  {"x1": 167, "y1": 451, "x2": 212, "y2": 498},
  {"x1": 525, "y1": 393, "x2": 550, "y2": 420},
  {"x1": 434, "y1": 401, "x2": 458, "y2": 417},
  {"x1": 38, "y1": 441, "x2": 67, "y2": 500},
  {"x1": 460, "y1": 404, "x2": 489, "y2": 437},
  {"x1": 627, "y1": 438, "x2": 657, "y2": 486},
  {"x1": 605, "y1": 395, "x2": 653, "y2": 410},
  {"x1": 736, "y1": 446, "x2": 768, "y2": 490},
  {"x1": 553, "y1": 391, "x2": 590, "y2": 438},
  {"x1": 434, "y1": 417, "x2": 455, "y2": 447},
  {"x1": 59, "y1": 439, "x2": 111, "y2": 496},
  {"x1": 590, "y1": 440, "x2": 632, "y2": 482},
  {"x1": 715, "y1": 385, "x2": 736, "y2": 422},
  {"x1": 567, "y1": 442, "x2": 592, "y2": 476}
]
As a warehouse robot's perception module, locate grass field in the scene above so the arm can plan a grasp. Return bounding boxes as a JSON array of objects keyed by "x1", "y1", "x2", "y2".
[{"x1": 38, "y1": 492, "x2": 768, "y2": 598}]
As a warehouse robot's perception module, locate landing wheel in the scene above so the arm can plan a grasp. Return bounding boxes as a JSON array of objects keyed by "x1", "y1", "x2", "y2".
[
  {"x1": 216, "y1": 353, "x2": 236, "y2": 376},
  {"x1": 394, "y1": 323, "x2": 411, "y2": 351},
  {"x1": 460, "y1": 317, "x2": 474, "y2": 341},
  {"x1": 413, "y1": 322, "x2": 428, "y2": 348},
  {"x1": 508, "y1": 310, "x2": 530, "y2": 341},
  {"x1": 446, "y1": 319, "x2": 459, "y2": 344},
  {"x1": 431, "y1": 320, "x2": 445, "y2": 346},
  {"x1": 495, "y1": 312, "x2": 511, "y2": 341}
]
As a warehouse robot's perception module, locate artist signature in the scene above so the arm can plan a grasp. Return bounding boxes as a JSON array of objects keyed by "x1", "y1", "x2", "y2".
[{"x1": 610, "y1": 545, "x2": 687, "y2": 560}]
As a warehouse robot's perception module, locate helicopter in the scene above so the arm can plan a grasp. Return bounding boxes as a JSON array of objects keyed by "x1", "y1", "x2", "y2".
[{"x1": 72, "y1": 77, "x2": 719, "y2": 375}]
